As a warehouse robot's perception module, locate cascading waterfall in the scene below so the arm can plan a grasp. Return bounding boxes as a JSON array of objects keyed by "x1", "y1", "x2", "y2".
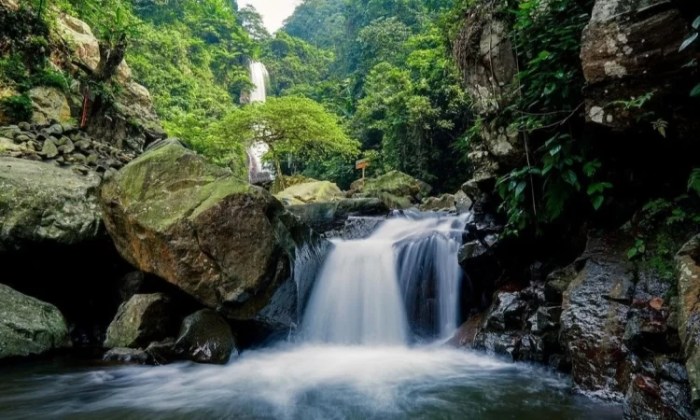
[
  {"x1": 245, "y1": 61, "x2": 275, "y2": 184},
  {"x1": 0, "y1": 210, "x2": 622, "y2": 418},
  {"x1": 302, "y1": 211, "x2": 471, "y2": 345}
]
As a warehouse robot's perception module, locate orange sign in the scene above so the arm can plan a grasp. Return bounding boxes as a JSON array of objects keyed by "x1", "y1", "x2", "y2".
[{"x1": 355, "y1": 159, "x2": 370, "y2": 170}]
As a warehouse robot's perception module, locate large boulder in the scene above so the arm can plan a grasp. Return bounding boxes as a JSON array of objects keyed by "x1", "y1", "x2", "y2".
[
  {"x1": 0, "y1": 283, "x2": 70, "y2": 359},
  {"x1": 0, "y1": 157, "x2": 101, "y2": 251},
  {"x1": 56, "y1": 13, "x2": 131, "y2": 83},
  {"x1": 100, "y1": 141, "x2": 322, "y2": 324},
  {"x1": 580, "y1": 0, "x2": 699, "y2": 128},
  {"x1": 174, "y1": 309, "x2": 236, "y2": 364},
  {"x1": 28, "y1": 87, "x2": 72, "y2": 125},
  {"x1": 275, "y1": 180, "x2": 345, "y2": 205},
  {"x1": 350, "y1": 170, "x2": 432, "y2": 208},
  {"x1": 103, "y1": 293, "x2": 174, "y2": 349},
  {"x1": 559, "y1": 235, "x2": 635, "y2": 399},
  {"x1": 677, "y1": 234, "x2": 700, "y2": 410}
]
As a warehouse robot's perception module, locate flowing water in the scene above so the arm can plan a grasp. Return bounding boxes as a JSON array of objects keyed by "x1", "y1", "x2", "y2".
[
  {"x1": 0, "y1": 212, "x2": 622, "y2": 419},
  {"x1": 246, "y1": 61, "x2": 275, "y2": 184}
]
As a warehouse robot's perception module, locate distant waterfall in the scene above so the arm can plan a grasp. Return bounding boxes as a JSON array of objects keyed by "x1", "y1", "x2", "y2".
[
  {"x1": 248, "y1": 61, "x2": 269, "y2": 103},
  {"x1": 302, "y1": 211, "x2": 471, "y2": 345},
  {"x1": 246, "y1": 61, "x2": 274, "y2": 184}
]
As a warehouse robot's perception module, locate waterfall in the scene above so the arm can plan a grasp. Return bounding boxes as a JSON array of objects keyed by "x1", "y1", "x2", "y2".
[
  {"x1": 302, "y1": 211, "x2": 471, "y2": 345},
  {"x1": 248, "y1": 61, "x2": 269, "y2": 103},
  {"x1": 246, "y1": 61, "x2": 274, "y2": 184}
]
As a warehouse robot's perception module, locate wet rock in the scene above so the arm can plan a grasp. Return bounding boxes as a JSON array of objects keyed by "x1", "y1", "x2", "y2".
[
  {"x1": 287, "y1": 198, "x2": 388, "y2": 237},
  {"x1": 676, "y1": 234, "x2": 700, "y2": 410},
  {"x1": 103, "y1": 293, "x2": 174, "y2": 349},
  {"x1": 0, "y1": 283, "x2": 70, "y2": 359},
  {"x1": 174, "y1": 309, "x2": 237, "y2": 364},
  {"x1": 145, "y1": 338, "x2": 178, "y2": 365},
  {"x1": 559, "y1": 235, "x2": 635, "y2": 399},
  {"x1": 484, "y1": 292, "x2": 528, "y2": 331},
  {"x1": 0, "y1": 157, "x2": 101, "y2": 251},
  {"x1": 623, "y1": 374, "x2": 694, "y2": 420},
  {"x1": 103, "y1": 348, "x2": 149, "y2": 364}
]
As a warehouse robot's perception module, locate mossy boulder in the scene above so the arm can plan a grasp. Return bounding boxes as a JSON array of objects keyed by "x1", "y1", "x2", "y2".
[
  {"x1": 350, "y1": 171, "x2": 432, "y2": 208},
  {"x1": 0, "y1": 157, "x2": 101, "y2": 251},
  {"x1": 275, "y1": 180, "x2": 345, "y2": 205},
  {"x1": 103, "y1": 293, "x2": 174, "y2": 349},
  {"x1": 100, "y1": 141, "x2": 321, "y2": 324},
  {"x1": 0, "y1": 283, "x2": 70, "y2": 359}
]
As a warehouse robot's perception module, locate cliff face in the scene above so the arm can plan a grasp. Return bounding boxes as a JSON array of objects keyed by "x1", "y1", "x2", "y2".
[{"x1": 452, "y1": 0, "x2": 700, "y2": 417}]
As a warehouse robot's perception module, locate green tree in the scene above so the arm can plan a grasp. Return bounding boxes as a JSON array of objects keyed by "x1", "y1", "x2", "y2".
[{"x1": 212, "y1": 96, "x2": 360, "y2": 179}]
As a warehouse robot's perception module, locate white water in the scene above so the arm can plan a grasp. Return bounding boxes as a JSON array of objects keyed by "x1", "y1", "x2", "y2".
[
  {"x1": 302, "y1": 212, "x2": 471, "y2": 344},
  {"x1": 246, "y1": 61, "x2": 275, "y2": 184},
  {"x1": 0, "y1": 212, "x2": 622, "y2": 419},
  {"x1": 249, "y1": 61, "x2": 269, "y2": 103}
]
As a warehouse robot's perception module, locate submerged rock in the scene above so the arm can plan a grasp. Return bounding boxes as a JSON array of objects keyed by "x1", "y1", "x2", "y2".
[
  {"x1": 103, "y1": 347, "x2": 149, "y2": 365},
  {"x1": 103, "y1": 293, "x2": 174, "y2": 349},
  {"x1": 174, "y1": 309, "x2": 237, "y2": 365},
  {"x1": 0, "y1": 157, "x2": 101, "y2": 251},
  {"x1": 100, "y1": 141, "x2": 321, "y2": 326},
  {"x1": 0, "y1": 284, "x2": 70, "y2": 359}
]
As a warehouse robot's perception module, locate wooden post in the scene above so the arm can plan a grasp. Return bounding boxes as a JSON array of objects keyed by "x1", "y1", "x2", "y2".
[{"x1": 356, "y1": 159, "x2": 370, "y2": 181}]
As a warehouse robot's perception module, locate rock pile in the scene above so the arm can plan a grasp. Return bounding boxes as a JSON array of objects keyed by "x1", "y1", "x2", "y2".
[{"x1": 0, "y1": 122, "x2": 137, "y2": 179}]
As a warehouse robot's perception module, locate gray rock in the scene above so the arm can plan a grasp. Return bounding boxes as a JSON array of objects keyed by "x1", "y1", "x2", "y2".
[
  {"x1": 0, "y1": 283, "x2": 70, "y2": 359},
  {"x1": 0, "y1": 157, "x2": 101, "y2": 251},
  {"x1": 175, "y1": 309, "x2": 237, "y2": 364},
  {"x1": 41, "y1": 139, "x2": 59, "y2": 158},
  {"x1": 58, "y1": 138, "x2": 75, "y2": 154},
  {"x1": 104, "y1": 293, "x2": 174, "y2": 349}
]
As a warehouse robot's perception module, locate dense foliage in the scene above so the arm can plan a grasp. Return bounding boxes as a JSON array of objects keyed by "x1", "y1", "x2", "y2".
[{"x1": 266, "y1": 0, "x2": 468, "y2": 189}]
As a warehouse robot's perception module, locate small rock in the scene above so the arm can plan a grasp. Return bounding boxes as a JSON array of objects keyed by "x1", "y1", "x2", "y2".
[
  {"x1": 175, "y1": 309, "x2": 237, "y2": 364},
  {"x1": 75, "y1": 140, "x2": 91, "y2": 152},
  {"x1": 145, "y1": 338, "x2": 178, "y2": 365},
  {"x1": 72, "y1": 152, "x2": 86, "y2": 164},
  {"x1": 103, "y1": 348, "x2": 149, "y2": 365},
  {"x1": 18, "y1": 122, "x2": 31, "y2": 131},
  {"x1": 103, "y1": 293, "x2": 175, "y2": 349},
  {"x1": 14, "y1": 134, "x2": 29, "y2": 143},
  {"x1": 41, "y1": 139, "x2": 59, "y2": 158},
  {"x1": 86, "y1": 153, "x2": 98, "y2": 165},
  {"x1": 58, "y1": 138, "x2": 75, "y2": 154},
  {"x1": 45, "y1": 123, "x2": 63, "y2": 136}
]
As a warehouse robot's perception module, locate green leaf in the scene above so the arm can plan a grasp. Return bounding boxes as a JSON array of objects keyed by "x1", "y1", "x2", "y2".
[
  {"x1": 563, "y1": 169, "x2": 578, "y2": 186},
  {"x1": 591, "y1": 194, "x2": 604, "y2": 210},
  {"x1": 691, "y1": 84, "x2": 700, "y2": 97},
  {"x1": 693, "y1": 16, "x2": 700, "y2": 30},
  {"x1": 515, "y1": 181, "x2": 527, "y2": 197},
  {"x1": 583, "y1": 160, "x2": 601, "y2": 177},
  {"x1": 549, "y1": 144, "x2": 562, "y2": 156}
]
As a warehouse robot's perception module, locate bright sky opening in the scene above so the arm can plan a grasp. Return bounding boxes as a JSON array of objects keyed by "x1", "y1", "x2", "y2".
[{"x1": 239, "y1": 0, "x2": 303, "y2": 33}]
